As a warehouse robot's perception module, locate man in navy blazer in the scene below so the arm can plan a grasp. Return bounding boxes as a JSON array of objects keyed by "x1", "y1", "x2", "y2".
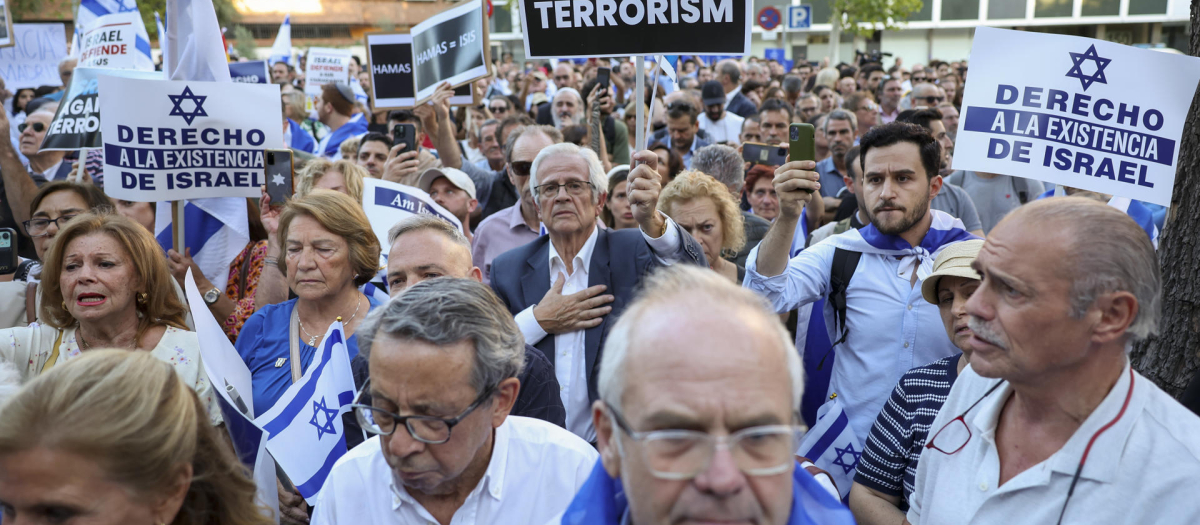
[
  {"x1": 716, "y1": 59, "x2": 759, "y2": 119},
  {"x1": 490, "y1": 145, "x2": 706, "y2": 442}
]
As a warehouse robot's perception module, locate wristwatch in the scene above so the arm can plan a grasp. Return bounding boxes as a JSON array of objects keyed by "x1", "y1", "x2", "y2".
[{"x1": 203, "y1": 287, "x2": 222, "y2": 305}]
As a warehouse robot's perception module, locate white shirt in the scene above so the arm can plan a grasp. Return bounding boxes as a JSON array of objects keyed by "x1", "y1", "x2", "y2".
[
  {"x1": 908, "y1": 361, "x2": 1200, "y2": 524},
  {"x1": 698, "y1": 111, "x2": 744, "y2": 145},
  {"x1": 515, "y1": 216, "x2": 683, "y2": 442},
  {"x1": 313, "y1": 416, "x2": 599, "y2": 525},
  {"x1": 742, "y1": 240, "x2": 960, "y2": 449},
  {"x1": 724, "y1": 85, "x2": 742, "y2": 110}
]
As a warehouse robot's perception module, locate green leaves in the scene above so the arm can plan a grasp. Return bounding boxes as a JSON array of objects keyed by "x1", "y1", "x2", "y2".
[{"x1": 831, "y1": 0, "x2": 924, "y2": 37}]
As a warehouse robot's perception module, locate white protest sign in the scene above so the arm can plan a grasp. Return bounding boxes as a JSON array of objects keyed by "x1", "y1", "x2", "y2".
[
  {"x1": 99, "y1": 76, "x2": 284, "y2": 201},
  {"x1": 78, "y1": 12, "x2": 153, "y2": 71},
  {"x1": 411, "y1": 0, "x2": 489, "y2": 104},
  {"x1": 304, "y1": 47, "x2": 352, "y2": 101},
  {"x1": 954, "y1": 27, "x2": 1200, "y2": 207},
  {"x1": 361, "y1": 178, "x2": 463, "y2": 263},
  {"x1": 0, "y1": 24, "x2": 67, "y2": 90}
]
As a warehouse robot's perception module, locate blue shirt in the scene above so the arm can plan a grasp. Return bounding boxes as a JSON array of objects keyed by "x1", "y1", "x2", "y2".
[
  {"x1": 288, "y1": 118, "x2": 317, "y2": 154},
  {"x1": 235, "y1": 297, "x2": 379, "y2": 417},
  {"x1": 814, "y1": 157, "x2": 847, "y2": 199}
]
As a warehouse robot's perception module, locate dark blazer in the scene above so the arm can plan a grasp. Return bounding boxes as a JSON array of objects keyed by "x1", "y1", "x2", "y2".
[
  {"x1": 731, "y1": 211, "x2": 771, "y2": 268},
  {"x1": 727, "y1": 91, "x2": 759, "y2": 119},
  {"x1": 490, "y1": 223, "x2": 706, "y2": 404}
]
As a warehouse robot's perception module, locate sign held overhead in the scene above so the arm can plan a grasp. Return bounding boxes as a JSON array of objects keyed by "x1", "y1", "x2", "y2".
[
  {"x1": 364, "y1": 32, "x2": 475, "y2": 110},
  {"x1": 410, "y1": 0, "x2": 490, "y2": 105}
]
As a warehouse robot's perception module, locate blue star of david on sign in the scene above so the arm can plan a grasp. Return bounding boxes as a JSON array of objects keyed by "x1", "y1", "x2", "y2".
[
  {"x1": 167, "y1": 86, "x2": 208, "y2": 125},
  {"x1": 1065, "y1": 44, "x2": 1111, "y2": 91},
  {"x1": 831, "y1": 443, "x2": 862, "y2": 474},
  {"x1": 309, "y1": 397, "x2": 339, "y2": 440}
]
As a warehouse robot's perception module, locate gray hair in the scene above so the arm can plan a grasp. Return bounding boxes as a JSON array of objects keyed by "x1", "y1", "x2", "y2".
[
  {"x1": 357, "y1": 278, "x2": 526, "y2": 394},
  {"x1": 387, "y1": 214, "x2": 469, "y2": 248},
  {"x1": 598, "y1": 266, "x2": 803, "y2": 414},
  {"x1": 529, "y1": 142, "x2": 607, "y2": 206},
  {"x1": 716, "y1": 60, "x2": 741, "y2": 84},
  {"x1": 552, "y1": 87, "x2": 583, "y2": 106},
  {"x1": 825, "y1": 109, "x2": 858, "y2": 133},
  {"x1": 476, "y1": 118, "x2": 500, "y2": 141},
  {"x1": 1002, "y1": 197, "x2": 1160, "y2": 342},
  {"x1": 782, "y1": 75, "x2": 804, "y2": 94},
  {"x1": 690, "y1": 144, "x2": 745, "y2": 193},
  {"x1": 503, "y1": 124, "x2": 563, "y2": 165}
]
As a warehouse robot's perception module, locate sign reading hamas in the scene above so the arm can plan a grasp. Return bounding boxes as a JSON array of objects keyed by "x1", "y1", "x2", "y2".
[
  {"x1": 519, "y1": 0, "x2": 751, "y2": 58},
  {"x1": 365, "y1": 32, "x2": 474, "y2": 109},
  {"x1": 954, "y1": 27, "x2": 1200, "y2": 207},
  {"x1": 410, "y1": 0, "x2": 489, "y2": 105},
  {"x1": 40, "y1": 67, "x2": 163, "y2": 151},
  {"x1": 99, "y1": 76, "x2": 284, "y2": 201}
]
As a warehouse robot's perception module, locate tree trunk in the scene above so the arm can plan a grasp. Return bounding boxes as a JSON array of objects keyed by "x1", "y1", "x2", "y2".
[
  {"x1": 1129, "y1": 3, "x2": 1200, "y2": 399},
  {"x1": 830, "y1": 12, "x2": 843, "y2": 66}
]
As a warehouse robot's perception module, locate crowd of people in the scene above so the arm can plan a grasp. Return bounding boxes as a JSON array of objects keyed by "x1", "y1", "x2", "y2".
[{"x1": 0, "y1": 42, "x2": 1196, "y2": 525}]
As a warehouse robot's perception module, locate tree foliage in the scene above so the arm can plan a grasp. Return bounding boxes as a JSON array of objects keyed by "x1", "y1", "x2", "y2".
[
  {"x1": 831, "y1": 0, "x2": 924, "y2": 37},
  {"x1": 10, "y1": 0, "x2": 240, "y2": 40},
  {"x1": 230, "y1": 25, "x2": 258, "y2": 60}
]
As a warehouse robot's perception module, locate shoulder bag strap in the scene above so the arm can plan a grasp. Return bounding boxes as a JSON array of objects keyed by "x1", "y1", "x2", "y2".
[
  {"x1": 25, "y1": 282, "x2": 38, "y2": 325},
  {"x1": 288, "y1": 306, "x2": 303, "y2": 384},
  {"x1": 41, "y1": 328, "x2": 64, "y2": 374}
]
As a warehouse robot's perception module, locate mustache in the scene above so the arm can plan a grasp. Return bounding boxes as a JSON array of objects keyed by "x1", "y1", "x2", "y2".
[
  {"x1": 968, "y1": 316, "x2": 1009, "y2": 350},
  {"x1": 873, "y1": 200, "x2": 906, "y2": 213}
]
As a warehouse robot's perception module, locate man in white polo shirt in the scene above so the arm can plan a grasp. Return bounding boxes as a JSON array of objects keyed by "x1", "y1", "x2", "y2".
[
  {"x1": 697, "y1": 81, "x2": 744, "y2": 145},
  {"x1": 908, "y1": 197, "x2": 1200, "y2": 524}
]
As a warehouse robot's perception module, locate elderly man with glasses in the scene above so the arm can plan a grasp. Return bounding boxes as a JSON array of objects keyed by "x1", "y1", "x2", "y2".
[
  {"x1": 314, "y1": 278, "x2": 597, "y2": 524},
  {"x1": 551, "y1": 265, "x2": 855, "y2": 524}
]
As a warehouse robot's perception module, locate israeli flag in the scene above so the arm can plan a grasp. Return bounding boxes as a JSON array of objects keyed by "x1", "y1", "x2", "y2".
[
  {"x1": 154, "y1": 11, "x2": 166, "y2": 57},
  {"x1": 651, "y1": 55, "x2": 677, "y2": 94},
  {"x1": 72, "y1": 0, "x2": 155, "y2": 70},
  {"x1": 796, "y1": 396, "x2": 861, "y2": 500},
  {"x1": 269, "y1": 15, "x2": 292, "y2": 65},
  {"x1": 253, "y1": 321, "x2": 357, "y2": 504},
  {"x1": 155, "y1": 199, "x2": 250, "y2": 292}
]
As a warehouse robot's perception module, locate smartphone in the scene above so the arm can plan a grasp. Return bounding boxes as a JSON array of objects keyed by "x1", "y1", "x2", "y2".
[
  {"x1": 790, "y1": 123, "x2": 816, "y2": 162},
  {"x1": 596, "y1": 67, "x2": 611, "y2": 95},
  {"x1": 264, "y1": 149, "x2": 294, "y2": 207},
  {"x1": 742, "y1": 142, "x2": 788, "y2": 166},
  {"x1": 393, "y1": 123, "x2": 417, "y2": 154},
  {"x1": 0, "y1": 228, "x2": 16, "y2": 275}
]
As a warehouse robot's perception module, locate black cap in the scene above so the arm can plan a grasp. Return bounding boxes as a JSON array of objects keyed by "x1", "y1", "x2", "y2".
[{"x1": 701, "y1": 80, "x2": 725, "y2": 106}]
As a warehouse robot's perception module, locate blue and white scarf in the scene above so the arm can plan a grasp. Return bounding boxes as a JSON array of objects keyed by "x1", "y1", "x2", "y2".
[{"x1": 827, "y1": 209, "x2": 979, "y2": 281}]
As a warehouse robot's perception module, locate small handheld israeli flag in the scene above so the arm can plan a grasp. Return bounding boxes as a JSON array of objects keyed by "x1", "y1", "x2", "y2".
[
  {"x1": 796, "y1": 395, "x2": 861, "y2": 501},
  {"x1": 252, "y1": 321, "x2": 357, "y2": 504}
]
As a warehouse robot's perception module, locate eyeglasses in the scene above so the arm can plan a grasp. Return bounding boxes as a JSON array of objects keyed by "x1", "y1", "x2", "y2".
[
  {"x1": 925, "y1": 380, "x2": 1005, "y2": 455},
  {"x1": 510, "y1": 160, "x2": 532, "y2": 177},
  {"x1": 23, "y1": 214, "x2": 79, "y2": 237},
  {"x1": 533, "y1": 180, "x2": 594, "y2": 199},
  {"x1": 489, "y1": 104, "x2": 509, "y2": 113},
  {"x1": 912, "y1": 76, "x2": 928, "y2": 83},
  {"x1": 18, "y1": 122, "x2": 45, "y2": 133},
  {"x1": 351, "y1": 383, "x2": 497, "y2": 445},
  {"x1": 606, "y1": 403, "x2": 803, "y2": 480},
  {"x1": 918, "y1": 96, "x2": 945, "y2": 105}
]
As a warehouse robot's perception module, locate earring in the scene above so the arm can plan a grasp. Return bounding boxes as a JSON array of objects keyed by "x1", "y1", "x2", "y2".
[
  {"x1": 137, "y1": 292, "x2": 148, "y2": 305},
  {"x1": 62, "y1": 301, "x2": 68, "y2": 310}
]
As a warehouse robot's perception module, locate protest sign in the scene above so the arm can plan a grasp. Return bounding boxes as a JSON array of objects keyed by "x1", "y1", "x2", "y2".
[
  {"x1": 954, "y1": 27, "x2": 1200, "y2": 207},
  {"x1": 78, "y1": 12, "x2": 153, "y2": 71},
  {"x1": 0, "y1": 1, "x2": 14, "y2": 48},
  {"x1": 229, "y1": 60, "x2": 270, "y2": 84},
  {"x1": 365, "y1": 32, "x2": 475, "y2": 110},
  {"x1": 362, "y1": 178, "x2": 463, "y2": 261},
  {"x1": 99, "y1": 76, "x2": 284, "y2": 201},
  {"x1": 411, "y1": 0, "x2": 489, "y2": 105},
  {"x1": 519, "y1": 0, "x2": 751, "y2": 58},
  {"x1": 304, "y1": 47, "x2": 352, "y2": 101},
  {"x1": 0, "y1": 24, "x2": 67, "y2": 90},
  {"x1": 41, "y1": 67, "x2": 163, "y2": 151}
]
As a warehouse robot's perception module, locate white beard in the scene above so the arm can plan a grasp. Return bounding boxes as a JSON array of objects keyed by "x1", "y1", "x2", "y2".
[{"x1": 553, "y1": 111, "x2": 580, "y2": 128}]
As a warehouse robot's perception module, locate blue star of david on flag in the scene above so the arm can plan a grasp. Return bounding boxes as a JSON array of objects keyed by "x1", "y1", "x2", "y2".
[
  {"x1": 1065, "y1": 44, "x2": 1111, "y2": 91},
  {"x1": 168, "y1": 86, "x2": 208, "y2": 125},
  {"x1": 309, "y1": 396, "x2": 339, "y2": 440},
  {"x1": 831, "y1": 443, "x2": 862, "y2": 475}
]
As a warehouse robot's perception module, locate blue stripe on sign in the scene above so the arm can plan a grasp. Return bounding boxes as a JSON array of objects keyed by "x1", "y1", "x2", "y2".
[
  {"x1": 961, "y1": 106, "x2": 1175, "y2": 166},
  {"x1": 154, "y1": 202, "x2": 225, "y2": 254},
  {"x1": 262, "y1": 328, "x2": 345, "y2": 438},
  {"x1": 293, "y1": 433, "x2": 347, "y2": 498},
  {"x1": 800, "y1": 409, "x2": 849, "y2": 460},
  {"x1": 80, "y1": 0, "x2": 112, "y2": 15},
  {"x1": 135, "y1": 35, "x2": 152, "y2": 58}
]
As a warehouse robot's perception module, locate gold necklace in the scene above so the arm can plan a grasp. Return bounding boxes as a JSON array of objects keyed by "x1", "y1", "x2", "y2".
[{"x1": 298, "y1": 297, "x2": 363, "y2": 346}]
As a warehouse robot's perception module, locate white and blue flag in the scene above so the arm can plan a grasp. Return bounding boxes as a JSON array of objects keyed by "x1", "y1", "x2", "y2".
[
  {"x1": 797, "y1": 396, "x2": 861, "y2": 501},
  {"x1": 253, "y1": 321, "x2": 357, "y2": 504},
  {"x1": 73, "y1": 0, "x2": 155, "y2": 70},
  {"x1": 269, "y1": 15, "x2": 292, "y2": 65},
  {"x1": 154, "y1": 11, "x2": 166, "y2": 56}
]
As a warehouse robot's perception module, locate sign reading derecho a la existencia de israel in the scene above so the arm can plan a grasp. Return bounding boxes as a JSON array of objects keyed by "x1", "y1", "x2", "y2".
[
  {"x1": 954, "y1": 27, "x2": 1200, "y2": 207},
  {"x1": 99, "y1": 76, "x2": 283, "y2": 201}
]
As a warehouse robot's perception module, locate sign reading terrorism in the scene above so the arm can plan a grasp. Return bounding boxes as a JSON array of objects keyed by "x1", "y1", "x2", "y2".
[
  {"x1": 99, "y1": 76, "x2": 284, "y2": 201},
  {"x1": 40, "y1": 67, "x2": 163, "y2": 151},
  {"x1": 954, "y1": 27, "x2": 1200, "y2": 207}
]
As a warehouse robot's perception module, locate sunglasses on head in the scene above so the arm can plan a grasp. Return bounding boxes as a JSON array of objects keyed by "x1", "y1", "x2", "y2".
[{"x1": 18, "y1": 122, "x2": 45, "y2": 133}]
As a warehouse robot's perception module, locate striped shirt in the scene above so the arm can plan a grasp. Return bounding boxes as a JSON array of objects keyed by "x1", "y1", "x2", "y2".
[{"x1": 854, "y1": 354, "x2": 961, "y2": 505}]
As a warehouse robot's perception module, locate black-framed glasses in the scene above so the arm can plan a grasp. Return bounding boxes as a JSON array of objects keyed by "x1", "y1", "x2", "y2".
[
  {"x1": 606, "y1": 403, "x2": 803, "y2": 480},
  {"x1": 351, "y1": 383, "x2": 497, "y2": 444},
  {"x1": 510, "y1": 160, "x2": 532, "y2": 177},
  {"x1": 18, "y1": 122, "x2": 45, "y2": 133},
  {"x1": 925, "y1": 379, "x2": 1004, "y2": 455},
  {"x1": 918, "y1": 96, "x2": 946, "y2": 105},
  {"x1": 489, "y1": 104, "x2": 509, "y2": 113},
  {"x1": 534, "y1": 180, "x2": 593, "y2": 199},
  {"x1": 23, "y1": 214, "x2": 79, "y2": 237}
]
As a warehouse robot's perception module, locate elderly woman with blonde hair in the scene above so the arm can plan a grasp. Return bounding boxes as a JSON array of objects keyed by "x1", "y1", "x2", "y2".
[
  {"x1": 658, "y1": 170, "x2": 746, "y2": 283},
  {"x1": 0, "y1": 350, "x2": 271, "y2": 525},
  {"x1": 0, "y1": 212, "x2": 221, "y2": 425}
]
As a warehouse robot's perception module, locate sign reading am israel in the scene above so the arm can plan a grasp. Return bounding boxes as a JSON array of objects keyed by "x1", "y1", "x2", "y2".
[
  {"x1": 99, "y1": 76, "x2": 284, "y2": 201},
  {"x1": 954, "y1": 27, "x2": 1200, "y2": 207},
  {"x1": 520, "y1": 0, "x2": 751, "y2": 58}
]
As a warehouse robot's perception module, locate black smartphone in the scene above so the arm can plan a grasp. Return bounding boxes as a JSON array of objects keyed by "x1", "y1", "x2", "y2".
[
  {"x1": 596, "y1": 67, "x2": 611, "y2": 97},
  {"x1": 264, "y1": 149, "x2": 294, "y2": 207},
  {"x1": 742, "y1": 142, "x2": 788, "y2": 166},
  {"x1": 393, "y1": 123, "x2": 417, "y2": 153},
  {"x1": 0, "y1": 228, "x2": 17, "y2": 275}
]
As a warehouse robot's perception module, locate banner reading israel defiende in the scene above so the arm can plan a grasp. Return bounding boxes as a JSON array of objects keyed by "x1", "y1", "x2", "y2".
[
  {"x1": 953, "y1": 27, "x2": 1200, "y2": 207},
  {"x1": 99, "y1": 76, "x2": 284, "y2": 201},
  {"x1": 520, "y1": 0, "x2": 751, "y2": 58}
]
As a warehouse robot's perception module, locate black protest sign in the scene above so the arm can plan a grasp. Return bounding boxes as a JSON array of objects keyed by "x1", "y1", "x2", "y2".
[
  {"x1": 520, "y1": 0, "x2": 751, "y2": 58},
  {"x1": 40, "y1": 67, "x2": 161, "y2": 151},
  {"x1": 366, "y1": 32, "x2": 477, "y2": 110},
  {"x1": 410, "y1": 0, "x2": 489, "y2": 105}
]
